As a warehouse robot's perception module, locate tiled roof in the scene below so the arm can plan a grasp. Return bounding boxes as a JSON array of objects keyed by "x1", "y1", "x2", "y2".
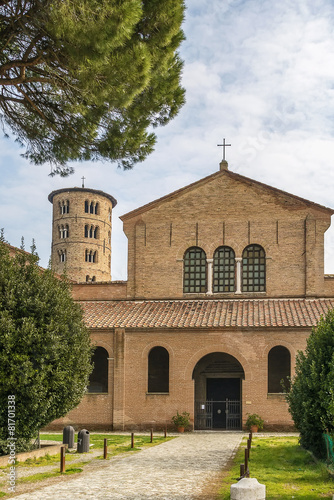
[{"x1": 80, "y1": 298, "x2": 334, "y2": 329}]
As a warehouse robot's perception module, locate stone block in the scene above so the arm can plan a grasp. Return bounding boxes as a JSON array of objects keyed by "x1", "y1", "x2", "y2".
[{"x1": 230, "y1": 477, "x2": 266, "y2": 500}]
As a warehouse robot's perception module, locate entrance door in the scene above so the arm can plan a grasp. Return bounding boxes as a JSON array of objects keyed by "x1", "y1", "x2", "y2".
[{"x1": 207, "y1": 378, "x2": 240, "y2": 429}]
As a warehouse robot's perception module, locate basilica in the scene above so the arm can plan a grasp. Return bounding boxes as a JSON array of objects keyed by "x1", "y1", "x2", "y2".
[{"x1": 47, "y1": 159, "x2": 334, "y2": 430}]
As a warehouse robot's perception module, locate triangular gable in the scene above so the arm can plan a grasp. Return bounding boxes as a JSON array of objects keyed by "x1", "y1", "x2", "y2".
[{"x1": 120, "y1": 167, "x2": 334, "y2": 220}]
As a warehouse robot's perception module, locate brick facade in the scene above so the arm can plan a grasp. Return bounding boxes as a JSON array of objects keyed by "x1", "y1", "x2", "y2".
[{"x1": 48, "y1": 164, "x2": 334, "y2": 432}]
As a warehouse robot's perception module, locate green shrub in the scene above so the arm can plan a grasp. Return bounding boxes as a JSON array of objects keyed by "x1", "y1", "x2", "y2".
[{"x1": 286, "y1": 309, "x2": 334, "y2": 458}]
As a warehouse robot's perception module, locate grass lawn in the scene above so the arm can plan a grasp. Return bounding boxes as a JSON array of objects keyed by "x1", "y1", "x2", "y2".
[{"x1": 219, "y1": 435, "x2": 334, "y2": 499}]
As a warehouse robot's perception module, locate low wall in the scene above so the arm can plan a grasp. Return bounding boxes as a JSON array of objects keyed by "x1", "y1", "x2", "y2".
[
  {"x1": 72, "y1": 281, "x2": 127, "y2": 300},
  {"x1": 0, "y1": 443, "x2": 67, "y2": 467}
]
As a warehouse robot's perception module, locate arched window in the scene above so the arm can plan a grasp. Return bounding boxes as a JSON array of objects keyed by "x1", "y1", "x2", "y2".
[
  {"x1": 85, "y1": 200, "x2": 89, "y2": 213},
  {"x1": 59, "y1": 200, "x2": 69, "y2": 214},
  {"x1": 95, "y1": 202, "x2": 99, "y2": 215},
  {"x1": 242, "y1": 244, "x2": 265, "y2": 292},
  {"x1": 85, "y1": 250, "x2": 97, "y2": 263},
  {"x1": 58, "y1": 249, "x2": 66, "y2": 263},
  {"x1": 87, "y1": 347, "x2": 108, "y2": 393},
  {"x1": 148, "y1": 347, "x2": 169, "y2": 393},
  {"x1": 183, "y1": 247, "x2": 207, "y2": 293},
  {"x1": 213, "y1": 246, "x2": 235, "y2": 292},
  {"x1": 268, "y1": 346, "x2": 291, "y2": 393},
  {"x1": 59, "y1": 225, "x2": 69, "y2": 239}
]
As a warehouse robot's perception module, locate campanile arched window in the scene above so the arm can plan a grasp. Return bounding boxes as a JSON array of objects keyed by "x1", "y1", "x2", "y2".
[
  {"x1": 85, "y1": 249, "x2": 97, "y2": 263},
  {"x1": 268, "y1": 346, "x2": 291, "y2": 393},
  {"x1": 59, "y1": 200, "x2": 69, "y2": 214},
  {"x1": 148, "y1": 347, "x2": 169, "y2": 393},
  {"x1": 58, "y1": 249, "x2": 66, "y2": 263},
  {"x1": 242, "y1": 244, "x2": 266, "y2": 292},
  {"x1": 59, "y1": 224, "x2": 69, "y2": 239},
  {"x1": 213, "y1": 246, "x2": 235, "y2": 292},
  {"x1": 183, "y1": 247, "x2": 207, "y2": 293}
]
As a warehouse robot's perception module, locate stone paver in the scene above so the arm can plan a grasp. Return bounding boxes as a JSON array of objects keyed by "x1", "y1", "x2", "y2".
[{"x1": 13, "y1": 432, "x2": 243, "y2": 499}]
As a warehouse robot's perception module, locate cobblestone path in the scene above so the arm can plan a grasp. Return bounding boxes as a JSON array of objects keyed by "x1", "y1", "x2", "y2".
[{"x1": 13, "y1": 432, "x2": 243, "y2": 499}]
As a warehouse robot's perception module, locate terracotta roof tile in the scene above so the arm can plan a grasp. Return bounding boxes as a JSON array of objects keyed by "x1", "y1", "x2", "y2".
[{"x1": 80, "y1": 298, "x2": 334, "y2": 329}]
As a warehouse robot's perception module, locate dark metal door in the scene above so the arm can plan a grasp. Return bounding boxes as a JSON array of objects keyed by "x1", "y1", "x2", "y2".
[
  {"x1": 212, "y1": 401, "x2": 226, "y2": 428},
  {"x1": 195, "y1": 399, "x2": 241, "y2": 430},
  {"x1": 195, "y1": 377, "x2": 242, "y2": 430}
]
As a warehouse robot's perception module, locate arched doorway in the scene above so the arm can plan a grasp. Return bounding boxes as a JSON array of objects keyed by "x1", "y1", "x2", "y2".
[{"x1": 192, "y1": 352, "x2": 245, "y2": 430}]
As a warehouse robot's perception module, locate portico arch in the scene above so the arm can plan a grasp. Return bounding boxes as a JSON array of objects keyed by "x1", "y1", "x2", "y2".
[{"x1": 192, "y1": 352, "x2": 245, "y2": 430}]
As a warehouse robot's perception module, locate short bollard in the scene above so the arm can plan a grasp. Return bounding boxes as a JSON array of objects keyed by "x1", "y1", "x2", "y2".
[
  {"x1": 164, "y1": 427, "x2": 167, "y2": 438},
  {"x1": 150, "y1": 428, "x2": 153, "y2": 443},
  {"x1": 231, "y1": 477, "x2": 265, "y2": 500},
  {"x1": 60, "y1": 446, "x2": 65, "y2": 473},
  {"x1": 240, "y1": 463, "x2": 245, "y2": 477},
  {"x1": 131, "y1": 432, "x2": 134, "y2": 449},
  {"x1": 244, "y1": 448, "x2": 249, "y2": 472},
  {"x1": 103, "y1": 438, "x2": 108, "y2": 459},
  {"x1": 247, "y1": 438, "x2": 251, "y2": 457}
]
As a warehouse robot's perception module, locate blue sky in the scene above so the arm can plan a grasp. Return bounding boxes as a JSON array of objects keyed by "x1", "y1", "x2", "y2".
[{"x1": 1, "y1": 0, "x2": 334, "y2": 279}]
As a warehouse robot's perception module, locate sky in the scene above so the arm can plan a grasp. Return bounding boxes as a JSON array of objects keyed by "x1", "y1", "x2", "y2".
[{"x1": 1, "y1": 0, "x2": 334, "y2": 280}]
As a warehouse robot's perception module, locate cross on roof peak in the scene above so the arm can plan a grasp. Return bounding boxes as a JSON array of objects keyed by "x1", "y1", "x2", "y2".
[{"x1": 217, "y1": 138, "x2": 231, "y2": 161}]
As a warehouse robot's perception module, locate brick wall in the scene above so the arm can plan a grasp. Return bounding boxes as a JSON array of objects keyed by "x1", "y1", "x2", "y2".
[
  {"x1": 72, "y1": 281, "x2": 127, "y2": 301},
  {"x1": 49, "y1": 326, "x2": 308, "y2": 431},
  {"x1": 122, "y1": 170, "x2": 331, "y2": 299}
]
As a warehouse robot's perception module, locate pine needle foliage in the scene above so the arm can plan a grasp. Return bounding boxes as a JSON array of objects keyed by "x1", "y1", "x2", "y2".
[
  {"x1": 0, "y1": 240, "x2": 93, "y2": 453},
  {"x1": 286, "y1": 309, "x2": 334, "y2": 458},
  {"x1": 0, "y1": 0, "x2": 186, "y2": 175}
]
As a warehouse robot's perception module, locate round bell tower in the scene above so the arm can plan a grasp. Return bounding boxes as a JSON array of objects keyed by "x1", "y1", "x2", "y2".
[{"x1": 48, "y1": 187, "x2": 117, "y2": 282}]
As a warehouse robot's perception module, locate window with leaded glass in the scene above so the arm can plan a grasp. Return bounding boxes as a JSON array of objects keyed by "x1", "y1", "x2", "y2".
[
  {"x1": 183, "y1": 247, "x2": 207, "y2": 293},
  {"x1": 213, "y1": 246, "x2": 235, "y2": 292},
  {"x1": 242, "y1": 244, "x2": 265, "y2": 292}
]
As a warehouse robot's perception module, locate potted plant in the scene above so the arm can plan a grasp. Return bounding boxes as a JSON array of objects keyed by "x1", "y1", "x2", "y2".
[
  {"x1": 171, "y1": 411, "x2": 190, "y2": 432},
  {"x1": 245, "y1": 413, "x2": 264, "y2": 433}
]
